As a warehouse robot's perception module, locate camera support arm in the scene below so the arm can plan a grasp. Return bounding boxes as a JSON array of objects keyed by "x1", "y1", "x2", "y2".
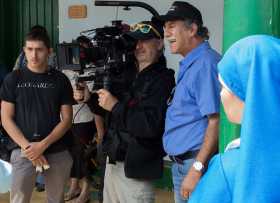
[{"x1": 94, "y1": 1, "x2": 159, "y2": 17}]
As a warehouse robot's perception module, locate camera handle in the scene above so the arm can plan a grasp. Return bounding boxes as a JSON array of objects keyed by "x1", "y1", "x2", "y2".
[
  {"x1": 74, "y1": 75, "x2": 86, "y2": 101},
  {"x1": 94, "y1": 1, "x2": 159, "y2": 17}
]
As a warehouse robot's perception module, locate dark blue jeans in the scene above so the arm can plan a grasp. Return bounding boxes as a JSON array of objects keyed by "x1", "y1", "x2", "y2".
[
  {"x1": 36, "y1": 174, "x2": 44, "y2": 184},
  {"x1": 172, "y1": 158, "x2": 195, "y2": 203}
]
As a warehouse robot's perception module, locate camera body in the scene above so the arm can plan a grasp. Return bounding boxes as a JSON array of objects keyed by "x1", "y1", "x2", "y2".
[{"x1": 57, "y1": 20, "x2": 136, "y2": 94}]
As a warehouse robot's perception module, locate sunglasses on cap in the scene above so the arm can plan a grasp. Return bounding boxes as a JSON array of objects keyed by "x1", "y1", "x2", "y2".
[{"x1": 130, "y1": 23, "x2": 162, "y2": 39}]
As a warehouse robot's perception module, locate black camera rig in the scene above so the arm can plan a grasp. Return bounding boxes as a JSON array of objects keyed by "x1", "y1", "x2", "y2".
[{"x1": 57, "y1": 1, "x2": 159, "y2": 93}]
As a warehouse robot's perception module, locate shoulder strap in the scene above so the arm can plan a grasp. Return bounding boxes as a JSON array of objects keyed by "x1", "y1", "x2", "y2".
[
  {"x1": 14, "y1": 69, "x2": 21, "y2": 77},
  {"x1": 19, "y1": 52, "x2": 25, "y2": 69}
]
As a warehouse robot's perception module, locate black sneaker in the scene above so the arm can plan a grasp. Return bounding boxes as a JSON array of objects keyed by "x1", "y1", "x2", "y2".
[{"x1": 35, "y1": 183, "x2": 45, "y2": 192}]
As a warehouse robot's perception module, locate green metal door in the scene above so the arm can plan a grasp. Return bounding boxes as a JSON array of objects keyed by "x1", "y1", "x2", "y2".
[
  {"x1": 0, "y1": 1, "x2": 8, "y2": 66},
  {"x1": 220, "y1": 0, "x2": 280, "y2": 152},
  {"x1": 0, "y1": 0, "x2": 58, "y2": 70}
]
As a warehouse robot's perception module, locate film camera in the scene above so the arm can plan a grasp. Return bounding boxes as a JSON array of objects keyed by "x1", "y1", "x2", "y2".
[
  {"x1": 57, "y1": 20, "x2": 136, "y2": 95},
  {"x1": 57, "y1": 1, "x2": 160, "y2": 95}
]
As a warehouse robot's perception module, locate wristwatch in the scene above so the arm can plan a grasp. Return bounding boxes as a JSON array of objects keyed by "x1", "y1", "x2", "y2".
[{"x1": 192, "y1": 160, "x2": 204, "y2": 172}]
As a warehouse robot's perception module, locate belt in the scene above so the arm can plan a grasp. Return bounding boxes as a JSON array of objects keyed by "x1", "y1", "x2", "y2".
[{"x1": 169, "y1": 150, "x2": 199, "y2": 164}]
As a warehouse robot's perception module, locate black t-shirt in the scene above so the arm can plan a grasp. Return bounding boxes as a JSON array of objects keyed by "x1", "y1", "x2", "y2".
[{"x1": 0, "y1": 67, "x2": 74, "y2": 153}]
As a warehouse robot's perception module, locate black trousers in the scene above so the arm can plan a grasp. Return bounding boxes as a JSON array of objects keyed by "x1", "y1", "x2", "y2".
[{"x1": 69, "y1": 121, "x2": 96, "y2": 179}]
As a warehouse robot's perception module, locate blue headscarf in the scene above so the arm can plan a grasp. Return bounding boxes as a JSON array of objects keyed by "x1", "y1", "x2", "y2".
[
  {"x1": 189, "y1": 35, "x2": 280, "y2": 203},
  {"x1": 219, "y1": 35, "x2": 280, "y2": 202}
]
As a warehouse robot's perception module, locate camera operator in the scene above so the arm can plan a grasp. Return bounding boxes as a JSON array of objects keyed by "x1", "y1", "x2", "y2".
[{"x1": 74, "y1": 19, "x2": 175, "y2": 203}]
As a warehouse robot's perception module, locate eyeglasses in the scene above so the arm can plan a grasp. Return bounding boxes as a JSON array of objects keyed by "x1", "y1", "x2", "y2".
[{"x1": 130, "y1": 23, "x2": 162, "y2": 39}]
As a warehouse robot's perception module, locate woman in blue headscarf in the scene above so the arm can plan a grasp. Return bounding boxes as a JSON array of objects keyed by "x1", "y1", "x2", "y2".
[{"x1": 189, "y1": 35, "x2": 280, "y2": 203}]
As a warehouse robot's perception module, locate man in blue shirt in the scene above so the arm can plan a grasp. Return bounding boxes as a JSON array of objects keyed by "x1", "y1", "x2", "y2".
[{"x1": 159, "y1": 2, "x2": 221, "y2": 203}]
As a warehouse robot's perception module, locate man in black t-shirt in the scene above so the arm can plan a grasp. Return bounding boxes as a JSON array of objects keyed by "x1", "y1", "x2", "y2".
[{"x1": 0, "y1": 28, "x2": 73, "y2": 203}]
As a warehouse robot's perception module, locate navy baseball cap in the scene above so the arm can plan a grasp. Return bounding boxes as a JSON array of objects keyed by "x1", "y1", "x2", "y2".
[{"x1": 159, "y1": 1, "x2": 203, "y2": 25}]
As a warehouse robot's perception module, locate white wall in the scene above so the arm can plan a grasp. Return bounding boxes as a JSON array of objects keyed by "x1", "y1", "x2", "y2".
[{"x1": 59, "y1": 0, "x2": 224, "y2": 74}]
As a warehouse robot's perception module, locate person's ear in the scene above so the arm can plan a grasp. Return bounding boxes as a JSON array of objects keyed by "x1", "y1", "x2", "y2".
[
  {"x1": 49, "y1": 48, "x2": 53, "y2": 54},
  {"x1": 157, "y1": 39, "x2": 164, "y2": 51},
  {"x1": 189, "y1": 23, "x2": 198, "y2": 37}
]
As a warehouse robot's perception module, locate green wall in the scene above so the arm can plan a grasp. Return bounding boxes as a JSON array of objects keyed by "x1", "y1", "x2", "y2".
[
  {"x1": 0, "y1": 1, "x2": 8, "y2": 65},
  {"x1": 220, "y1": 0, "x2": 280, "y2": 152},
  {"x1": 0, "y1": 0, "x2": 58, "y2": 71}
]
